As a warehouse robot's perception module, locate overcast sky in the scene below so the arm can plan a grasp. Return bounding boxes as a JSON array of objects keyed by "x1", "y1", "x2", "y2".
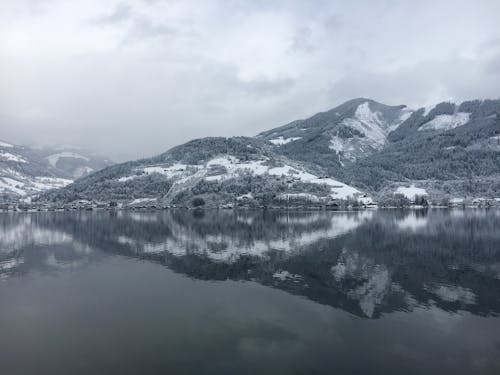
[{"x1": 1, "y1": 0, "x2": 499, "y2": 161}]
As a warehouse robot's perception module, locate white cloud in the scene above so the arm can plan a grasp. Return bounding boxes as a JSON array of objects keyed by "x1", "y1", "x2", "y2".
[{"x1": 0, "y1": 0, "x2": 499, "y2": 160}]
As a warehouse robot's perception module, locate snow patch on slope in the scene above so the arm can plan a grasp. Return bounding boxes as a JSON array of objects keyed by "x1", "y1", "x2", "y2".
[
  {"x1": 419, "y1": 112, "x2": 470, "y2": 131},
  {"x1": 343, "y1": 102, "x2": 387, "y2": 147},
  {"x1": 0, "y1": 178, "x2": 27, "y2": 196},
  {"x1": 269, "y1": 136, "x2": 302, "y2": 145},
  {"x1": 423, "y1": 105, "x2": 435, "y2": 117},
  {"x1": 329, "y1": 102, "x2": 413, "y2": 163},
  {"x1": 202, "y1": 156, "x2": 371, "y2": 201},
  {"x1": 0, "y1": 151, "x2": 27, "y2": 163},
  {"x1": 389, "y1": 107, "x2": 413, "y2": 132},
  {"x1": 118, "y1": 175, "x2": 137, "y2": 182},
  {"x1": 117, "y1": 163, "x2": 199, "y2": 183},
  {"x1": 329, "y1": 136, "x2": 346, "y2": 154},
  {"x1": 0, "y1": 176, "x2": 72, "y2": 197}
]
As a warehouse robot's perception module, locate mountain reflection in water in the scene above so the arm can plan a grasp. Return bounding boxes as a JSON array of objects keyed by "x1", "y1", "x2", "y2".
[{"x1": 1, "y1": 209, "x2": 500, "y2": 319}]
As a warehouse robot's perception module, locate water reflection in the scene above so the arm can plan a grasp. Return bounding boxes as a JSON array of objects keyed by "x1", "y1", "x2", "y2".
[{"x1": 1, "y1": 209, "x2": 500, "y2": 318}]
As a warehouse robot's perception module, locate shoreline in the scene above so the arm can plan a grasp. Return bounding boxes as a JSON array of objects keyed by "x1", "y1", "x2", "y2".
[{"x1": 1, "y1": 205, "x2": 499, "y2": 214}]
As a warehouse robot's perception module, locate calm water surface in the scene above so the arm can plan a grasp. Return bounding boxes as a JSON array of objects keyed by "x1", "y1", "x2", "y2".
[{"x1": 1, "y1": 209, "x2": 500, "y2": 374}]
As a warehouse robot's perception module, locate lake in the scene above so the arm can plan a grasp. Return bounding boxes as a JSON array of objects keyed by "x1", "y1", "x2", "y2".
[{"x1": 1, "y1": 209, "x2": 500, "y2": 374}]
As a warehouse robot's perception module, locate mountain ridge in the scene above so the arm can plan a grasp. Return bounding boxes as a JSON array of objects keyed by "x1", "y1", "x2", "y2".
[{"x1": 21, "y1": 96, "x2": 500, "y2": 206}]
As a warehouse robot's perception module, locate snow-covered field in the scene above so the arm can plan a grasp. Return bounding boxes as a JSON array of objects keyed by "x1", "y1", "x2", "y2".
[
  {"x1": 0, "y1": 151, "x2": 27, "y2": 163},
  {"x1": 0, "y1": 175, "x2": 72, "y2": 197},
  {"x1": 395, "y1": 185, "x2": 427, "y2": 200},
  {"x1": 0, "y1": 177, "x2": 27, "y2": 196}
]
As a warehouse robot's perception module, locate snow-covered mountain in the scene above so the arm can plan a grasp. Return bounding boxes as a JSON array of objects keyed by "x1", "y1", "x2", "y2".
[
  {"x1": 257, "y1": 98, "x2": 413, "y2": 166},
  {"x1": 36, "y1": 145, "x2": 113, "y2": 179},
  {"x1": 0, "y1": 140, "x2": 70, "y2": 201},
  {"x1": 34, "y1": 97, "x2": 500, "y2": 205},
  {"x1": 261, "y1": 98, "x2": 500, "y2": 200},
  {"x1": 0, "y1": 140, "x2": 113, "y2": 201},
  {"x1": 40, "y1": 137, "x2": 373, "y2": 206},
  {"x1": 352, "y1": 99, "x2": 500, "y2": 198}
]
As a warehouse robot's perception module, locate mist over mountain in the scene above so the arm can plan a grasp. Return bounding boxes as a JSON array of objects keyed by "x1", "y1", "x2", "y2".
[{"x1": 0, "y1": 140, "x2": 113, "y2": 201}]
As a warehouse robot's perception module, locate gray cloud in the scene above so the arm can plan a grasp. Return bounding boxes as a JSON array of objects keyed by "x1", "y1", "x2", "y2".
[
  {"x1": 328, "y1": 54, "x2": 500, "y2": 109},
  {"x1": 91, "y1": 2, "x2": 133, "y2": 26},
  {"x1": 121, "y1": 17, "x2": 194, "y2": 45},
  {"x1": 1, "y1": 0, "x2": 499, "y2": 161},
  {"x1": 91, "y1": 3, "x2": 181, "y2": 43},
  {"x1": 129, "y1": 17, "x2": 177, "y2": 38},
  {"x1": 289, "y1": 27, "x2": 314, "y2": 54},
  {"x1": 240, "y1": 77, "x2": 295, "y2": 97}
]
